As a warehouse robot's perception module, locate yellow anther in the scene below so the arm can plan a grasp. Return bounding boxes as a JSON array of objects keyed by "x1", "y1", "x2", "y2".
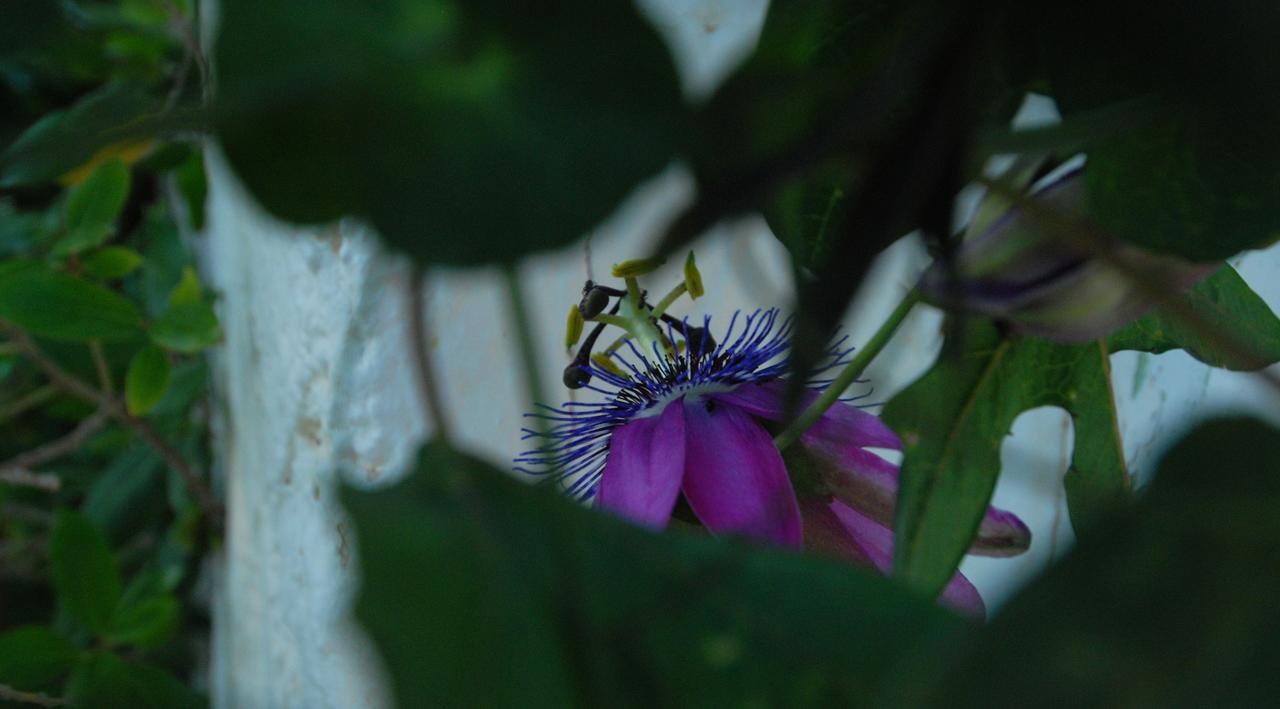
[
  {"x1": 591, "y1": 352, "x2": 627, "y2": 377},
  {"x1": 564, "y1": 304, "x2": 584, "y2": 349},
  {"x1": 611, "y1": 257, "x2": 665, "y2": 278},
  {"x1": 683, "y1": 251, "x2": 704, "y2": 299}
]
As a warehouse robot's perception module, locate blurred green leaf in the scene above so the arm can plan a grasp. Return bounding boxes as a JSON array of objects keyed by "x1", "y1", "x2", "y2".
[
  {"x1": 149, "y1": 300, "x2": 220, "y2": 353},
  {"x1": 0, "y1": 0, "x2": 64, "y2": 58},
  {"x1": 50, "y1": 510, "x2": 123, "y2": 635},
  {"x1": 907, "y1": 417, "x2": 1280, "y2": 707},
  {"x1": 344, "y1": 441, "x2": 960, "y2": 708},
  {"x1": 81, "y1": 246, "x2": 145, "y2": 281},
  {"x1": 106, "y1": 594, "x2": 179, "y2": 649},
  {"x1": 1108, "y1": 264, "x2": 1280, "y2": 371},
  {"x1": 1033, "y1": 4, "x2": 1280, "y2": 261},
  {"x1": 125, "y1": 343, "x2": 170, "y2": 415},
  {"x1": 65, "y1": 651, "x2": 205, "y2": 709},
  {"x1": 882, "y1": 319, "x2": 1129, "y2": 598},
  {"x1": 0, "y1": 260, "x2": 142, "y2": 341},
  {"x1": 166, "y1": 266, "x2": 201, "y2": 306},
  {"x1": 56, "y1": 157, "x2": 131, "y2": 256},
  {"x1": 174, "y1": 149, "x2": 206, "y2": 230},
  {"x1": 0, "y1": 626, "x2": 79, "y2": 692},
  {"x1": 0, "y1": 82, "x2": 160, "y2": 187},
  {"x1": 81, "y1": 445, "x2": 164, "y2": 544},
  {"x1": 0, "y1": 200, "x2": 41, "y2": 257},
  {"x1": 215, "y1": 0, "x2": 686, "y2": 266}
]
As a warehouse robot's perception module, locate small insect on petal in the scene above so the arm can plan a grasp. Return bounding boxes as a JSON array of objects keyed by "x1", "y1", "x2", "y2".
[
  {"x1": 565, "y1": 304, "x2": 585, "y2": 349},
  {"x1": 611, "y1": 257, "x2": 665, "y2": 278},
  {"x1": 684, "y1": 251, "x2": 704, "y2": 299}
]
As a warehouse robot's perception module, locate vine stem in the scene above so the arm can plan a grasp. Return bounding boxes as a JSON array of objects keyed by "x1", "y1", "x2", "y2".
[
  {"x1": 502, "y1": 264, "x2": 550, "y2": 440},
  {"x1": 407, "y1": 267, "x2": 453, "y2": 446},
  {"x1": 773, "y1": 289, "x2": 921, "y2": 451},
  {"x1": 1, "y1": 323, "x2": 222, "y2": 527}
]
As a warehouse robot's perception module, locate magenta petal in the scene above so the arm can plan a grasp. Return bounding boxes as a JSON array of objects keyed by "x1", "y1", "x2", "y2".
[
  {"x1": 828, "y1": 501, "x2": 986, "y2": 618},
  {"x1": 971, "y1": 506, "x2": 1033, "y2": 557},
  {"x1": 595, "y1": 401, "x2": 687, "y2": 529},
  {"x1": 814, "y1": 445, "x2": 1032, "y2": 558},
  {"x1": 711, "y1": 380, "x2": 901, "y2": 451},
  {"x1": 681, "y1": 399, "x2": 803, "y2": 547}
]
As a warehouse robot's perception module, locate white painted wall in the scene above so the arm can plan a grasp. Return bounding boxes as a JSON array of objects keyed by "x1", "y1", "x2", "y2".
[{"x1": 203, "y1": 1, "x2": 1280, "y2": 705}]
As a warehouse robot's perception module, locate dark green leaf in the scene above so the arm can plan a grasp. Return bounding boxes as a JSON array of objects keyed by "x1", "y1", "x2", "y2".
[
  {"x1": 50, "y1": 510, "x2": 123, "y2": 635},
  {"x1": 81, "y1": 246, "x2": 145, "y2": 281},
  {"x1": 106, "y1": 595, "x2": 179, "y2": 649},
  {"x1": 174, "y1": 149, "x2": 206, "y2": 230},
  {"x1": 215, "y1": 1, "x2": 687, "y2": 265},
  {"x1": 149, "y1": 301, "x2": 220, "y2": 353},
  {"x1": 81, "y1": 445, "x2": 164, "y2": 544},
  {"x1": 0, "y1": 260, "x2": 143, "y2": 341},
  {"x1": 56, "y1": 157, "x2": 131, "y2": 255},
  {"x1": 1108, "y1": 264, "x2": 1280, "y2": 371},
  {"x1": 0, "y1": 626, "x2": 79, "y2": 692},
  {"x1": 0, "y1": 83, "x2": 160, "y2": 188},
  {"x1": 882, "y1": 319, "x2": 1129, "y2": 598},
  {"x1": 344, "y1": 442, "x2": 960, "y2": 708},
  {"x1": 908, "y1": 417, "x2": 1280, "y2": 707},
  {"x1": 1034, "y1": 4, "x2": 1280, "y2": 261},
  {"x1": 125, "y1": 343, "x2": 170, "y2": 415},
  {"x1": 0, "y1": 0, "x2": 64, "y2": 58},
  {"x1": 66, "y1": 651, "x2": 205, "y2": 709}
]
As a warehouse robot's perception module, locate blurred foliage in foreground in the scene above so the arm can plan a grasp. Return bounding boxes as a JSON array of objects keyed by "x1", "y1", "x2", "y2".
[{"x1": 346, "y1": 418, "x2": 1280, "y2": 707}]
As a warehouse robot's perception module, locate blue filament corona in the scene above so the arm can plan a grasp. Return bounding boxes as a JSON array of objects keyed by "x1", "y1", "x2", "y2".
[{"x1": 514, "y1": 308, "x2": 865, "y2": 500}]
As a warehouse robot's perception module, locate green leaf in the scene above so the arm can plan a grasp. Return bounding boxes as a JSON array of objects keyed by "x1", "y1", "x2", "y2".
[
  {"x1": 166, "y1": 266, "x2": 201, "y2": 306},
  {"x1": 882, "y1": 319, "x2": 1130, "y2": 598},
  {"x1": 0, "y1": 626, "x2": 79, "y2": 692},
  {"x1": 50, "y1": 510, "x2": 124, "y2": 635},
  {"x1": 106, "y1": 595, "x2": 180, "y2": 649},
  {"x1": 81, "y1": 246, "x2": 145, "y2": 281},
  {"x1": 81, "y1": 445, "x2": 164, "y2": 544},
  {"x1": 66, "y1": 651, "x2": 205, "y2": 709},
  {"x1": 908, "y1": 417, "x2": 1280, "y2": 707},
  {"x1": 174, "y1": 149, "x2": 207, "y2": 230},
  {"x1": 0, "y1": 83, "x2": 160, "y2": 188},
  {"x1": 149, "y1": 301, "x2": 220, "y2": 353},
  {"x1": 125, "y1": 344, "x2": 170, "y2": 416},
  {"x1": 1085, "y1": 111, "x2": 1280, "y2": 261},
  {"x1": 0, "y1": 260, "x2": 143, "y2": 341},
  {"x1": 1032, "y1": 5, "x2": 1280, "y2": 262},
  {"x1": 215, "y1": 1, "x2": 687, "y2": 266},
  {"x1": 343, "y1": 442, "x2": 961, "y2": 707},
  {"x1": 56, "y1": 158, "x2": 131, "y2": 256},
  {"x1": 1108, "y1": 264, "x2": 1280, "y2": 371}
]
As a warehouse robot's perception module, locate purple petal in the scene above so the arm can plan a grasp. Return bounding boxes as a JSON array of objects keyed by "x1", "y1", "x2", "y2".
[
  {"x1": 681, "y1": 397, "x2": 803, "y2": 547},
  {"x1": 710, "y1": 380, "x2": 901, "y2": 450},
  {"x1": 827, "y1": 501, "x2": 985, "y2": 618},
  {"x1": 595, "y1": 401, "x2": 686, "y2": 529},
  {"x1": 798, "y1": 498, "x2": 875, "y2": 567},
  {"x1": 970, "y1": 506, "x2": 1033, "y2": 557},
  {"x1": 811, "y1": 446, "x2": 1031, "y2": 558}
]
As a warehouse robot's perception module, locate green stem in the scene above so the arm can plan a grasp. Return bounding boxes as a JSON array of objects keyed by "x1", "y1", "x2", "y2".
[
  {"x1": 773, "y1": 289, "x2": 921, "y2": 450},
  {"x1": 650, "y1": 282, "x2": 687, "y2": 320},
  {"x1": 589, "y1": 313, "x2": 633, "y2": 331},
  {"x1": 503, "y1": 264, "x2": 550, "y2": 439}
]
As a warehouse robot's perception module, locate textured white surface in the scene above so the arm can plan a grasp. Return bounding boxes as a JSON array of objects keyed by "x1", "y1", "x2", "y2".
[{"x1": 204, "y1": 1, "x2": 1280, "y2": 705}]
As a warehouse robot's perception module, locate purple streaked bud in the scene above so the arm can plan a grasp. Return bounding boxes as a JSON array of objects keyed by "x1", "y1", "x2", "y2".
[{"x1": 920, "y1": 169, "x2": 1214, "y2": 342}]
